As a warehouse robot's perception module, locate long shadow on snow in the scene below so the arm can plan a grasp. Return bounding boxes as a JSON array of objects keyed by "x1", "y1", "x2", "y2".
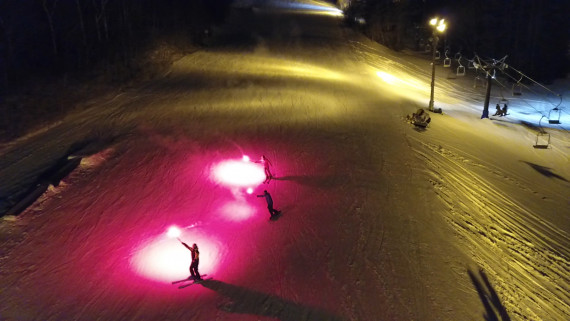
[
  {"x1": 520, "y1": 161, "x2": 568, "y2": 182},
  {"x1": 520, "y1": 121, "x2": 547, "y2": 133},
  {"x1": 468, "y1": 268, "x2": 511, "y2": 321},
  {"x1": 274, "y1": 175, "x2": 348, "y2": 188},
  {"x1": 199, "y1": 279, "x2": 346, "y2": 321}
]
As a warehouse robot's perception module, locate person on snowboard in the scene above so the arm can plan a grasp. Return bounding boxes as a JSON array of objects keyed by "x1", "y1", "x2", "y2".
[
  {"x1": 407, "y1": 108, "x2": 431, "y2": 125},
  {"x1": 180, "y1": 241, "x2": 201, "y2": 281},
  {"x1": 257, "y1": 190, "x2": 281, "y2": 217}
]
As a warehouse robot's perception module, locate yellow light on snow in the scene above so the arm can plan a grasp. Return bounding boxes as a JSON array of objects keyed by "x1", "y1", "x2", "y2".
[{"x1": 376, "y1": 71, "x2": 399, "y2": 85}]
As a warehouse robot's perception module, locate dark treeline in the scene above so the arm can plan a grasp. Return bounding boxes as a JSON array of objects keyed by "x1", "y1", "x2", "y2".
[
  {"x1": 0, "y1": 0, "x2": 232, "y2": 92},
  {"x1": 342, "y1": 0, "x2": 569, "y2": 82}
]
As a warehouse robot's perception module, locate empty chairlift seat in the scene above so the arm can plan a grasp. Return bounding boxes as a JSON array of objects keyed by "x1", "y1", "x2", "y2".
[
  {"x1": 548, "y1": 107, "x2": 562, "y2": 124},
  {"x1": 443, "y1": 50, "x2": 451, "y2": 67},
  {"x1": 457, "y1": 65, "x2": 466, "y2": 76},
  {"x1": 533, "y1": 132, "x2": 551, "y2": 149},
  {"x1": 435, "y1": 50, "x2": 441, "y2": 60},
  {"x1": 513, "y1": 83, "x2": 523, "y2": 96}
]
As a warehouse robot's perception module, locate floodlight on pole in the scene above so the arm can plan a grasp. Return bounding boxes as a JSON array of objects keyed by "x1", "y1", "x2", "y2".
[
  {"x1": 428, "y1": 17, "x2": 447, "y2": 113},
  {"x1": 436, "y1": 22, "x2": 446, "y2": 32}
]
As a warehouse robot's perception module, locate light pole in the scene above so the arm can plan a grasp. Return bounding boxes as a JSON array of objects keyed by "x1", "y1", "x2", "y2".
[{"x1": 428, "y1": 17, "x2": 446, "y2": 112}]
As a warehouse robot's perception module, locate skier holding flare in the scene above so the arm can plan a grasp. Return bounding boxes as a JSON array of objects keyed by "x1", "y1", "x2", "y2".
[
  {"x1": 179, "y1": 240, "x2": 201, "y2": 281},
  {"x1": 254, "y1": 155, "x2": 274, "y2": 184},
  {"x1": 167, "y1": 226, "x2": 202, "y2": 281}
]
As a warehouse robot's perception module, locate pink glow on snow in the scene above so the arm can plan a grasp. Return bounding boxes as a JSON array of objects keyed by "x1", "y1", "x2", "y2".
[
  {"x1": 211, "y1": 159, "x2": 265, "y2": 187},
  {"x1": 132, "y1": 228, "x2": 221, "y2": 282},
  {"x1": 220, "y1": 201, "x2": 256, "y2": 221}
]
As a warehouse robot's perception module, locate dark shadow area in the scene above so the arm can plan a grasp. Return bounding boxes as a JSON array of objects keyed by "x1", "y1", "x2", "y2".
[
  {"x1": 489, "y1": 120, "x2": 512, "y2": 129},
  {"x1": 520, "y1": 161, "x2": 568, "y2": 182},
  {"x1": 204, "y1": 32, "x2": 260, "y2": 52},
  {"x1": 199, "y1": 279, "x2": 346, "y2": 321},
  {"x1": 2, "y1": 155, "x2": 81, "y2": 216},
  {"x1": 0, "y1": 136, "x2": 118, "y2": 217},
  {"x1": 468, "y1": 268, "x2": 511, "y2": 321},
  {"x1": 489, "y1": 117, "x2": 512, "y2": 123},
  {"x1": 205, "y1": 6, "x2": 346, "y2": 53},
  {"x1": 274, "y1": 175, "x2": 348, "y2": 188}
]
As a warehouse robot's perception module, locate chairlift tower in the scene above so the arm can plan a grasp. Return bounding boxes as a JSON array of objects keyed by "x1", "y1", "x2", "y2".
[{"x1": 474, "y1": 55, "x2": 508, "y2": 119}]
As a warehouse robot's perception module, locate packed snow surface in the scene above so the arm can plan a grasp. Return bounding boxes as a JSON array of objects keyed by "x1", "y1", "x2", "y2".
[{"x1": 1, "y1": 1, "x2": 568, "y2": 320}]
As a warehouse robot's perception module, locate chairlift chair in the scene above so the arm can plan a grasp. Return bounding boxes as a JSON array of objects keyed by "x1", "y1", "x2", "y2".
[
  {"x1": 533, "y1": 132, "x2": 551, "y2": 149},
  {"x1": 468, "y1": 59, "x2": 476, "y2": 69},
  {"x1": 456, "y1": 65, "x2": 466, "y2": 76},
  {"x1": 533, "y1": 117, "x2": 551, "y2": 149},
  {"x1": 548, "y1": 107, "x2": 562, "y2": 124},
  {"x1": 434, "y1": 50, "x2": 441, "y2": 60},
  {"x1": 512, "y1": 75, "x2": 523, "y2": 96},
  {"x1": 473, "y1": 76, "x2": 484, "y2": 88},
  {"x1": 512, "y1": 83, "x2": 522, "y2": 96},
  {"x1": 443, "y1": 50, "x2": 451, "y2": 67}
]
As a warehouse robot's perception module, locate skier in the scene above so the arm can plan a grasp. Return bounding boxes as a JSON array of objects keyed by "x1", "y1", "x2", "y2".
[
  {"x1": 257, "y1": 190, "x2": 281, "y2": 217},
  {"x1": 255, "y1": 155, "x2": 274, "y2": 183},
  {"x1": 180, "y1": 241, "x2": 201, "y2": 281}
]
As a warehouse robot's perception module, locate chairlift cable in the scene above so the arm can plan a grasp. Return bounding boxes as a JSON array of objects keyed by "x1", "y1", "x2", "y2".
[
  {"x1": 506, "y1": 65, "x2": 560, "y2": 97},
  {"x1": 496, "y1": 64, "x2": 561, "y2": 108},
  {"x1": 472, "y1": 54, "x2": 564, "y2": 126}
]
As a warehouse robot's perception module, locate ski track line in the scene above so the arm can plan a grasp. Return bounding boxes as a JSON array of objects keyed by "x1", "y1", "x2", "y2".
[
  {"x1": 429, "y1": 138, "x2": 567, "y2": 200},
  {"x1": 409, "y1": 137, "x2": 569, "y2": 320},
  {"x1": 418, "y1": 140, "x2": 569, "y2": 255}
]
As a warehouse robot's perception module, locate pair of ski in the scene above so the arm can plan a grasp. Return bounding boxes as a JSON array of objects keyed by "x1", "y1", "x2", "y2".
[{"x1": 172, "y1": 275, "x2": 211, "y2": 289}]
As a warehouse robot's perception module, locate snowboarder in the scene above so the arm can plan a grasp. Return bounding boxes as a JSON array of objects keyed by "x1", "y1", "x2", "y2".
[
  {"x1": 501, "y1": 104, "x2": 508, "y2": 116},
  {"x1": 255, "y1": 155, "x2": 274, "y2": 183},
  {"x1": 407, "y1": 108, "x2": 431, "y2": 126},
  {"x1": 493, "y1": 104, "x2": 502, "y2": 116},
  {"x1": 180, "y1": 241, "x2": 201, "y2": 281},
  {"x1": 257, "y1": 190, "x2": 280, "y2": 217}
]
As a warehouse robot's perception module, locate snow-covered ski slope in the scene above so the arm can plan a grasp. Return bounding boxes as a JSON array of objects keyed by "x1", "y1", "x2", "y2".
[{"x1": 1, "y1": 1, "x2": 568, "y2": 320}]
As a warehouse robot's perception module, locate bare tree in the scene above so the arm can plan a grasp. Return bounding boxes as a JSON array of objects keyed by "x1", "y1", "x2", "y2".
[
  {"x1": 92, "y1": 0, "x2": 110, "y2": 42},
  {"x1": 75, "y1": 0, "x2": 87, "y2": 47},
  {"x1": 42, "y1": 0, "x2": 59, "y2": 56}
]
